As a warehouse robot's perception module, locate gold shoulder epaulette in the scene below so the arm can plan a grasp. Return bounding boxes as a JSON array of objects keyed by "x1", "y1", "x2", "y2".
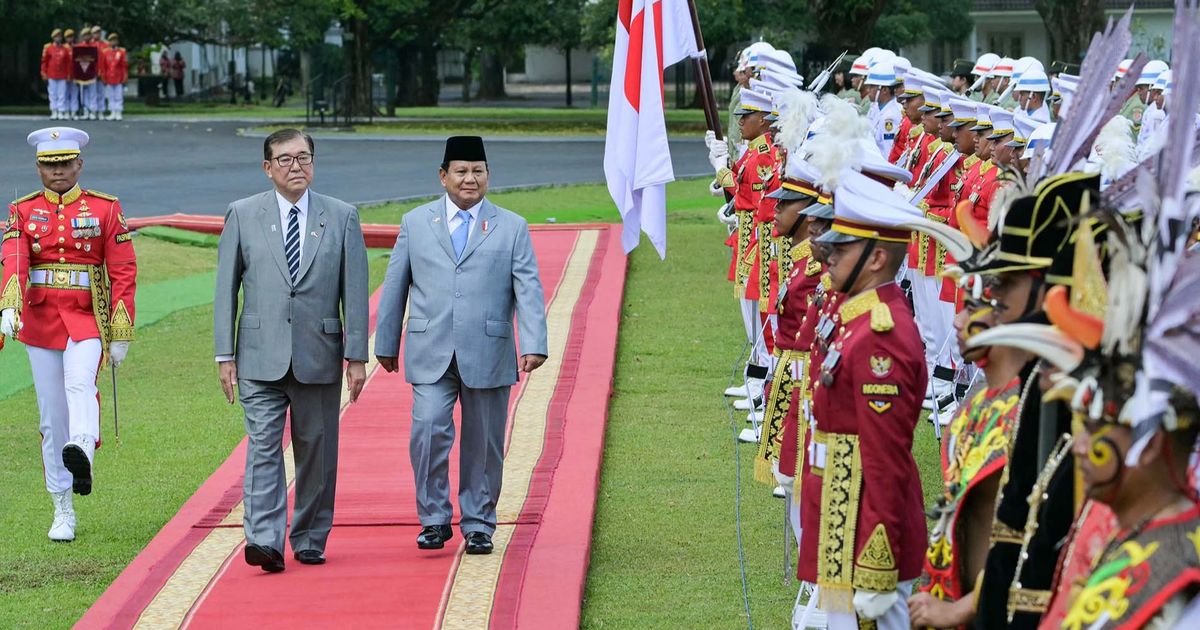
[
  {"x1": 908, "y1": 124, "x2": 923, "y2": 138},
  {"x1": 963, "y1": 155, "x2": 981, "y2": 169},
  {"x1": 86, "y1": 189, "x2": 118, "y2": 201},
  {"x1": 929, "y1": 139, "x2": 944, "y2": 152},
  {"x1": 12, "y1": 190, "x2": 41, "y2": 204},
  {"x1": 870, "y1": 300, "x2": 894, "y2": 332}
]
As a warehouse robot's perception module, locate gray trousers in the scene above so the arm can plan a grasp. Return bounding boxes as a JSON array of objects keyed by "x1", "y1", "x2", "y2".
[
  {"x1": 411, "y1": 357, "x2": 510, "y2": 535},
  {"x1": 239, "y1": 370, "x2": 341, "y2": 553}
]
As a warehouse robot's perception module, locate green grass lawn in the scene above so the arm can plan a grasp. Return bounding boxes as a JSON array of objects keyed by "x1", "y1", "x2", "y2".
[
  {"x1": 246, "y1": 107, "x2": 707, "y2": 137},
  {"x1": 0, "y1": 178, "x2": 945, "y2": 628}
]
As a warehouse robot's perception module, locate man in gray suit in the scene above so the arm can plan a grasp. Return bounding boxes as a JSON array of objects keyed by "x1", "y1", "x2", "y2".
[
  {"x1": 214, "y1": 129, "x2": 369, "y2": 572},
  {"x1": 375, "y1": 136, "x2": 548, "y2": 555}
]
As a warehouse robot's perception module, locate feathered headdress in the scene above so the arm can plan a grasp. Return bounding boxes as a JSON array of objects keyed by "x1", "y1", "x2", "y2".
[
  {"x1": 775, "y1": 88, "x2": 819, "y2": 155},
  {"x1": 804, "y1": 95, "x2": 870, "y2": 190}
]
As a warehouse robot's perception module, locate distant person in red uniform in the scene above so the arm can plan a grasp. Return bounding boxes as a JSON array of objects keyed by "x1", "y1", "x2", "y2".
[
  {"x1": 159, "y1": 47, "x2": 173, "y2": 98},
  {"x1": 41, "y1": 28, "x2": 72, "y2": 119},
  {"x1": 99, "y1": 33, "x2": 128, "y2": 120},
  {"x1": 1, "y1": 127, "x2": 138, "y2": 542},
  {"x1": 172, "y1": 52, "x2": 186, "y2": 99}
]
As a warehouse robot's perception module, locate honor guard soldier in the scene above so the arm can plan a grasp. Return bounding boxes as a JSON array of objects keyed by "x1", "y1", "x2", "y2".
[
  {"x1": 948, "y1": 59, "x2": 974, "y2": 95},
  {"x1": 99, "y1": 33, "x2": 128, "y2": 120},
  {"x1": 1014, "y1": 67, "x2": 1052, "y2": 122},
  {"x1": 709, "y1": 88, "x2": 777, "y2": 409},
  {"x1": 1, "y1": 128, "x2": 137, "y2": 541},
  {"x1": 864, "y1": 61, "x2": 902, "y2": 158},
  {"x1": 62, "y1": 29, "x2": 79, "y2": 119},
  {"x1": 754, "y1": 159, "x2": 826, "y2": 487},
  {"x1": 967, "y1": 53, "x2": 1000, "y2": 103},
  {"x1": 42, "y1": 29, "x2": 73, "y2": 120},
  {"x1": 796, "y1": 169, "x2": 932, "y2": 629}
]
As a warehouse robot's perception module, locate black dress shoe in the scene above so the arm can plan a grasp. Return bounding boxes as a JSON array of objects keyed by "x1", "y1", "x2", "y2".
[
  {"x1": 465, "y1": 531, "x2": 493, "y2": 555},
  {"x1": 294, "y1": 549, "x2": 326, "y2": 565},
  {"x1": 244, "y1": 543, "x2": 285, "y2": 572},
  {"x1": 417, "y1": 525, "x2": 453, "y2": 550}
]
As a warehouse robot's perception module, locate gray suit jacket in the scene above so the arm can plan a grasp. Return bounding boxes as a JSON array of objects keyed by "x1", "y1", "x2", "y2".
[
  {"x1": 214, "y1": 190, "x2": 369, "y2": 384},
  {"x1": 374, "y1": 197, "x2": 548, "y2": 389}
]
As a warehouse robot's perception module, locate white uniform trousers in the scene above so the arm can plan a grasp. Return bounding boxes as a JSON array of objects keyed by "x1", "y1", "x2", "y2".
[
  {"x1": 105, "y1": 83, "x2": 124, "y2": 113},
  {"x1": 739, "y1": 296, "x2": 759, "y2": 347},
  {"x1": 80, "y1": 82, "x2": 101, "y2": 114},
  {"x1": 909, "y1": 273, "x2": 958, "y2": 380},
  {"x1": 27, "y1": 338, "x2": 102, "y2": 493},
  {"x1": 825, "y1": 580, "x2": 915, "y2": 630},
  {"x1": 66, "y1": 81, "x2": 79, "y2": 115},
  {"x1": 48, "y1": 79, "x2": 69, "y2": 114}
]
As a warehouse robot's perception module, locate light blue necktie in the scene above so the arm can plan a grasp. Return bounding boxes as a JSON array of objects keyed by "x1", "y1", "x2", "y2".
[{"x1": 451, "y1": 210, "x2": 473, "y2": 260}]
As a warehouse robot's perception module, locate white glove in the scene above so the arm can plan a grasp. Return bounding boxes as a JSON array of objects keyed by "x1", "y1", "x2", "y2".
[
  {"x1": 771, "y1": 459, "x2": 795, "y2": 489},
  {"x1": 707, "y1": 140, "x2": 730, "y2": 173},
  {"x1": 109, "y1": 341, "x2": 130, "y2": 367},
  {"x1": 853, "y1": 589, "x2": 899, "y2": 621},
  {"x1": 717, "y1": 202, "x2": 737, "y2": 226},
  {"x1": 709, "y1": 178, "x2": 725, "y2": 197},
  {"x1": 703, "y1": 130, "x2": 725, "y2": 154},
  {"x1": 0, "y1": 309, "x2": 19, "y2": 337}
]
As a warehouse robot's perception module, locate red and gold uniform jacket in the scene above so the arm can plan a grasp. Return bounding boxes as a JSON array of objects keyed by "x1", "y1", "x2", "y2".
[
  {"x1": 2, "y1": 185, "x2": 137, "y2": 350},
  {"x1": 755, "y1": 241, "x2": 824, "y2": 483},
  {"x1": 41, "y1": 43, "x2": 72, "y2": 80},
  {"x1": 777, "y1": 281, "x2": 838, "y2": 486},
  {"x1": 746, "y1": 139, "x2": 782, "y2": 312},
  {"x1": 888, "y1": 116, "x2": 915, "y2": 165},
  {"x1": 720, "y1": 133, "x2": 775, "y2": 295},
  {"x1": 919, "y1": 377, "x2": 1021, "y2": 612},
  {"x1": 941, "y1": 156, "x2": 986, "y2": 306},
  {"x1": 906, "y1": 135, "x2": 941, "y2": 268},
  {"x1": 1059, "y1": 504, "x2": 1200, "y2": 630},
  {"x1": 99, "y1": 45, "x2": 128, "y2": 85},
  {"x1": 798, "y1": 283, "x2": 928, "y2": 611},
  {"x1": 967, "y1": 160, "x2": 1000, "y2": 228}
]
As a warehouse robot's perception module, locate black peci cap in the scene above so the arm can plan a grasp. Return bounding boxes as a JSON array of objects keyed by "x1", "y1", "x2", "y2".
[{"x1": 443, "y1": 136, "x2": 487, "y2": 165}]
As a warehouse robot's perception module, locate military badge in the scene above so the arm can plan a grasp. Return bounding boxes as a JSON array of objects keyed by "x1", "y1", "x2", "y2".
[
  {"x1": 869, "y1": 353, "x2": 894, "y2": 378},
  {"x1": 868, "y1": 400, "x2": 893, "y2": 414},
  {"x1": 884, "y1": 120, "x2": 894, "y2": 132},
  {"x1": 757, "y1": 164, "x2": 773, "y2": 181},
  {"x1": 117, "y1": 212, "x2": 129, "y2": 230}
]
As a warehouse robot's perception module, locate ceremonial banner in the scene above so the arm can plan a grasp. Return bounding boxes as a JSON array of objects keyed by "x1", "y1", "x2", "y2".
[
  {"x1": 603, "y1": 0, "x2": 698, "y2": 258},
  {"x1": 72, "y1": 44, "x2": 99, "y2": 83}
]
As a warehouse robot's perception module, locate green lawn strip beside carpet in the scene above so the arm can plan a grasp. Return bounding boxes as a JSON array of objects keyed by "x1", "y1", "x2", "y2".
[
  {"x1": 357, "y1": 178, "x2": 713, "y2": 226},
  {"x1": 0, "y1": 251, "x2": 392, "y2": 629},
  {"x1": 137, "y1": 225, "x2": 222, "y2": 249}
]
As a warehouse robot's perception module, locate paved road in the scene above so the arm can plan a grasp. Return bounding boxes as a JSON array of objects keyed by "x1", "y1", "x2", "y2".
[{"x1": 0, "y1": 118, "x2": 709, "y2": 218}]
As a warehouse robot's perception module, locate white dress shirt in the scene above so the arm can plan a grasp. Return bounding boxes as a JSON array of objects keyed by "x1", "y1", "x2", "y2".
[
  {"x1": 277, "y1": 189, "x2": 310, "y2": 263},
  {"x1": 444, "y1": 194, "x2": 483, "y2": 239},
  {"x1": 216, "y1": 189, "x2": 311, "y2": 363}
]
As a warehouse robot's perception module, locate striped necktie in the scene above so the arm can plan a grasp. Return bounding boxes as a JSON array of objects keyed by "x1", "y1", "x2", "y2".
[{"x1": 285, "y1": 206, "x2": 301, "y2": 282}]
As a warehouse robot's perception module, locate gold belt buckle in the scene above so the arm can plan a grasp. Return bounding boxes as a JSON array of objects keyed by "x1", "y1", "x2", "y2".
[{"x1": 54, "y1": 270, "x2": 70, "y2": 287}]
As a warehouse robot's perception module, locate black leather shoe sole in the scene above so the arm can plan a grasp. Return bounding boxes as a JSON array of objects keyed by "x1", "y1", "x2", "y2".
[
  {"x1": 294, "y1": 550, "x2": 326, "y2": 565},
  {"x1": 245, "y1": 543, "x2": 285, "y2": 572},
  {"x1": 62, "y1": 445, "x2": 92, "y2": 496}
]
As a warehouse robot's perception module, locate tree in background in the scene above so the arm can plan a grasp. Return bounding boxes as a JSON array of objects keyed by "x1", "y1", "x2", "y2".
[{"x1": 1034, "y1": 0, "x2": 1104, "y2": 62}]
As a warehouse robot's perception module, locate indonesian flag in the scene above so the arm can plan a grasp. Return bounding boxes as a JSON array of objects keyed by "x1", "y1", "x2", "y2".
[{"x1": 604, "y1": 0, "x2": 698, "y2": 259}]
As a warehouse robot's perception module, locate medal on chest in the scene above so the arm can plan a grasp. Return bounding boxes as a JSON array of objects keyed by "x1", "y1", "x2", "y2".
[
  {"x1": 71, "y1": 217, "x2": 101, "y2": 239},
  {"x1": 819, "y1": 346, "x2": 842, "y2": 387}
]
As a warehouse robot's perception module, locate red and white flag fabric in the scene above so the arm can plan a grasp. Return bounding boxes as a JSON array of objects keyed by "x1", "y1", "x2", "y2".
[{"x1": 604, "y1": 0, "x2": 698, "y2": 259}]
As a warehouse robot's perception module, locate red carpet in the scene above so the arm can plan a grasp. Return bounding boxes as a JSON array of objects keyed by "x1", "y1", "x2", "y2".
[{"x1": 79, "y1": 224, "x2": 627, "y2": 629}]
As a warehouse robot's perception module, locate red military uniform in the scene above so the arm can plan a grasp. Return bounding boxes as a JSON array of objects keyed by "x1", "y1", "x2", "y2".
[
  {"x1": 777, "y1": 278, "x2": 837, "y2": 486},
  {"x1": 887, "y1": 116, "x2": 913, "y2": 165},
  {"x1": 941, "y1": 155, "x2": 984, "y2": 305},
  {"x1": 798, "y1": 283, "x2": 928, "y2": 611},
  {"x1": 967, "y1": 159, "x2": 1000, "y2": 227},
  {"x1": 756, "y1": 239, "x2": 824, "y2": 482},
  {"x1": 2, "y1": 185, "x2": 137, "y2": 350},
  {"x1": 42, "y1": 43, "x2": 72, "y2": 80},
  {"x1": 99, "y1": 44, "x2": 128, "y2": 86},
  {"x1": 721, "y1": 133, "x2": 775, "y2": 295},
  {"x1": 905, "y1": 135, "x2": 939, "y2": 269}
]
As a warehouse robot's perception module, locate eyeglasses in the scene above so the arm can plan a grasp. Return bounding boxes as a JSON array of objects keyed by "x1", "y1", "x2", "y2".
[{"x1": 271, "y1": 153, "x2": 314, "y2": 168}]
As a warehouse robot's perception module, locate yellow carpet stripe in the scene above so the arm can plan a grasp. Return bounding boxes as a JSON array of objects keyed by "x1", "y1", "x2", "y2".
[{"x1": 438, "y1": 229, "x2": 598, "y2": 629}]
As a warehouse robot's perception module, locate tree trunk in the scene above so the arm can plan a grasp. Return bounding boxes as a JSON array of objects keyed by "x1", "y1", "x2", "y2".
[
  {"x1": 476, "y1": 50, "x2": 506, "y2": 99},
  {"x1": 462, "y1": 48, "x2": 476, "y2": 103},
  {"x1": 564, "y1": 46, "x2": 573, "y2": 107},
  {"x1": 1035, "y1": 0, "x2": 1105, "y2": 62},
  {"x1": 342, "y1": 15, "x2": 374, "y2": 117},
  {"x1": 394, "y1": 45, "x2": 418, "y2": 107},
  {"x1": 299, "y1": 49, "x2": 311, "y2": 98},
  {"x1": 415, "y1": 43, "x2": 440, "y2": 106}
]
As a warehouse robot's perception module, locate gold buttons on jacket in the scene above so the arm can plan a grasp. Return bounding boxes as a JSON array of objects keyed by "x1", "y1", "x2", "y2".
[
  {"x1": 58, "y1": 225, "x2": 65, "y2": 232},
  {"x1": 58, "y1": 236, "x2": 65, "y2": 243}
]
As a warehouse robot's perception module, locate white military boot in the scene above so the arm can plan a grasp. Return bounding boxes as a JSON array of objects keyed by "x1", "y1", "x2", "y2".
[
  {"x1": 49, "y1": 491, "x2": 76, "y2": 542},
  {"x1": 114, "y1": 112, "x2": 123, "y2": 121},
  {"x1": 62, "y1": 435, "x2": 95, "y2": 496}
]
